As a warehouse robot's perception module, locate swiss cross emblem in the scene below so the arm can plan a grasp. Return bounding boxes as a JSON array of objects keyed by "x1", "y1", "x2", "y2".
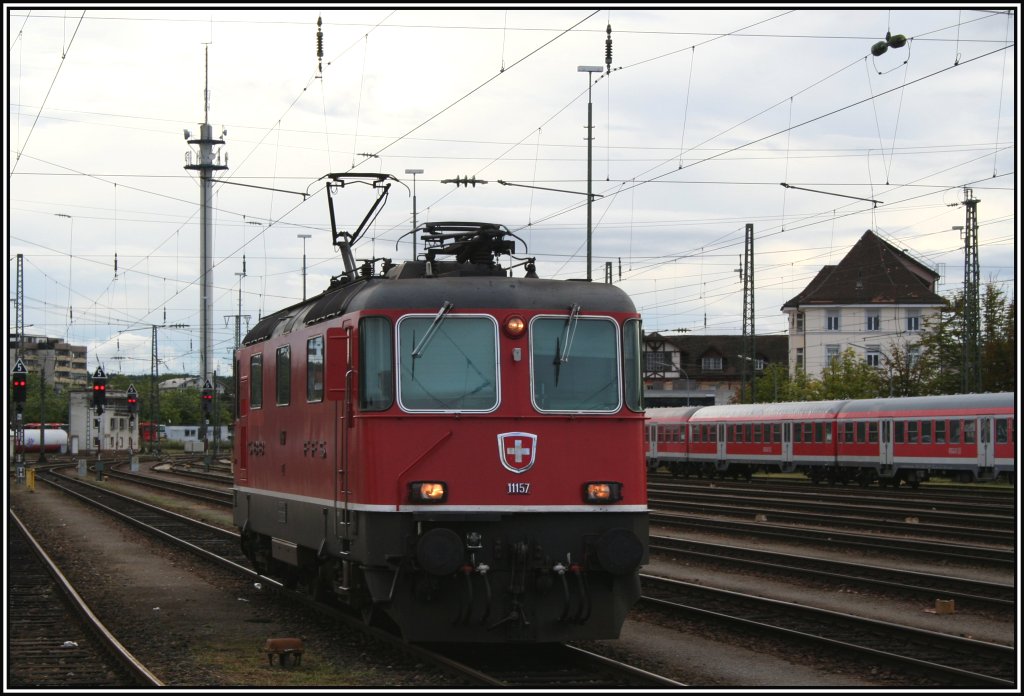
[{"x1": 497, "y1": 432, "x2": 537, "y2": 474}]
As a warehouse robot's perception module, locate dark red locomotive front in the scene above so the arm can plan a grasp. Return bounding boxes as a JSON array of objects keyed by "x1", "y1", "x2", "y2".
[{"x1": 233, "y1": 201, "x2": 647, "y2": 643}]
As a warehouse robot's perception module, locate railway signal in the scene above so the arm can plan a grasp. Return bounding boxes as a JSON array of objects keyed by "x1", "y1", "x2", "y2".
[
  {"x1": 126, "y1": 384, "x2": 139, "y2": 413},
  {"x1": 201, "y1": 379, "x2": 214, "y2": 415},
  {"x1": 91, "y1": 367, "x2": 107, "y2": 409},
  {"x1": 12, "y1": 359, "x2": 27, "y2": 405}
]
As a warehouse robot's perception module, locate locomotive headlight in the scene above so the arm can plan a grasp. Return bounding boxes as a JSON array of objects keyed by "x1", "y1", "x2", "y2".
[
  {"x1": 409, "y1": 481, "x2": 448, "y2": 503},
  {"x1": 583, "y1": 481, "x2": 623, "y2": 504},
  {"x1": 503, "y1": 315, "x2": 526, "y2": 338}
]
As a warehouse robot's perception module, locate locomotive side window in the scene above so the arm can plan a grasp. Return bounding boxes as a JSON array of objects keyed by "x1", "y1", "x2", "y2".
[
  {"x1": 359, "y1": 317, "x2": 394, "y2": 411},
  {"x1": 250, "y1": 353, "x2": 263, "y2": 409},
  {"x1": 276, "y1": 345, "x2": 291, "y2": 406},
  {"x1": 531, "y1": 316, "x2": 619, "y2": 413},
  {"x1": 397, "y1": 315, "x2": 497, "y2": 412},
  {"x1": 307, "y1": 336, "x2": 324, "y2": 403},
  {"x1": 623, "y1": 319, "x2": 643, "y2": 412}
]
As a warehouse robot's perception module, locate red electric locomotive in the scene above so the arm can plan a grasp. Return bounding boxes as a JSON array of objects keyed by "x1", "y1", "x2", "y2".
[{"x1": 233, "y1": 174, "x2": 647, "y2": 643}]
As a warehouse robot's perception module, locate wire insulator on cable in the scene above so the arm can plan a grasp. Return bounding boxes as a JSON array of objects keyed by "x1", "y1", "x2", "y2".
[
  {"x1": 605, "y1": 23, "x2": 612, "y2": 72},
  {"x1": 316, "y1": 16, "x2": 324, "y2": 74}
]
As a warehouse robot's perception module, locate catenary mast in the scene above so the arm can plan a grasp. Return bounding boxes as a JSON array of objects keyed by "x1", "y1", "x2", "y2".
[{"x1": 184, "y1": 46, "x2": 227, "y2": 385}]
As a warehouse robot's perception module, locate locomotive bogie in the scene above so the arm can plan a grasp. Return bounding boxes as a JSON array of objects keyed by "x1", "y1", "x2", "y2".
[{"x1": 236, "y1": 495, "x2": 646, "y2": 641}]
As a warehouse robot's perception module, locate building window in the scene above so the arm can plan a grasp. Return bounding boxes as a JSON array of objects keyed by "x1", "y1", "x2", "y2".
[
  {"x1": 795, "y1": 312, "x2": 804, "y2": 332},
  {"x1": 826, "y1": 345, "x2": 840, "y2": 366},
  {"x1": 795, "y1": 347, "x2": 804, "y2": 368},
  {"x1": 866, "y1": 311, "x2": 880, "y2": 331},
  {"x1": 701, "y1": 356, "x2": 723, "y2": 371},
  {"x1": 906, "y1": 311, "x2": 921, "y2": 332},
  {"x1": 645, "y1": 350, "x2": 673, "y2": 373},
  {"x1": 908, "y1": 345, "x2": 921, "y2": 368},
  {"x1": 827, "y1": 312, "x2": 841, "y2": 331},
  {"x1": 754, "y1": 357, "x2": 765, "y2": 371},
  {"x1": 865, "y1": 345, "x2": 881, "y2": 367}
]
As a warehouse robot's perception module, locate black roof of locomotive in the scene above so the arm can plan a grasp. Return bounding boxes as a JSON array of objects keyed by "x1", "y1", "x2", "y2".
[{"x1": 242, "y1": 272, "x2": 638, "y2": 346}]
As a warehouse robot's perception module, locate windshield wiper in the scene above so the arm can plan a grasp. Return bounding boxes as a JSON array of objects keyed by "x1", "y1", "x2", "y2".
[
  {"x1": 552, "y1": 304, "x2": 580, "y2": 386},
  {"x1": 412, "y1": 301, "x2": 453, "y2": 358},
  {"x1": 556, "y1": 304, "x2": 580, "y2": 365}
]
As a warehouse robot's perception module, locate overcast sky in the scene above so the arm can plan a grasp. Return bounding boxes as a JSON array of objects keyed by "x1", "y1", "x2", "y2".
[{"x1": 6, "y1": 5, "x2": 1018, "y2": 378}]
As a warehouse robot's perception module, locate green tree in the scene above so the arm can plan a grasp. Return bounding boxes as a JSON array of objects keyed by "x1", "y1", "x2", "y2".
[
  {"x1": 980, "y1": 282, "x2": 1015, "y2": 392},
  {"x1": 913, "y1": 282, "x2": 1016, "y2": 394},
  {"x1": 819, "y1": 348, "x2": 885, "y2": 400}
]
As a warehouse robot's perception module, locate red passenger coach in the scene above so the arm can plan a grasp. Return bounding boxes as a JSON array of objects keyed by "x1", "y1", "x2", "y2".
[
  {"x1": 233, "y1": 180, "x2": 647, "y2": 644},
  {"x1": 836, "y1": 392, "x2": 1015, "y2": 485},
  {"x1": 687, "y1": 400, "x2": 845, "y2": 481},
  {"x1": 646, "y1": 392, "x2": 1014, "y2": 487},
  {"x1": 644, "y1": 406, "x2": 702, "y2": 475}
]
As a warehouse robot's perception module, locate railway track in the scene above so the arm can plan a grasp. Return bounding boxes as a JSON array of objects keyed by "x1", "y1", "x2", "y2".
[
  {"x1": 649, "y1": 480, "x2": 1015, "y2": 520},
  {"x1": 649, "y1": 535, "x2": 1015, "y2": 609},
  {"x1": 651, "y1": 511, "x2": 1016, "y2": 567},
  {"x1": 649, "y1": 472, "x2": 1016, "y2": 501},
  {"x1": 27, "y1": 470, "x2": 682, "y2": 688},
  {"x1": 639, "y1": 574, "x2": 1015, "y2": 688},
  {"x1": 7, "y1": 511, "x2": 162, "y2": 688}
]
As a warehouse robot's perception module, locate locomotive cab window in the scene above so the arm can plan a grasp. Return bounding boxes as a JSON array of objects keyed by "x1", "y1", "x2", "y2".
[
  {"x1": 531, "y1": 316, "x2": 620, "y2": 413},
  {"x1": 250, "y1": 353, "x2": 263, "y2": 409},
  {"x1": 623, "y1": 319, "x2": 643, "y2": 412},
  {"x1": 397, "y1": 314, "x2": 498, "y2": 412},
  {"x1": 276, "y1": 345, "x2": 291, "y2": 406},
  {"x1": 307, "y1": 336, "x2": 324, "y2": 403},
  {"x1": 360, "y1": 317, "x2": 394, "y2": 411}
]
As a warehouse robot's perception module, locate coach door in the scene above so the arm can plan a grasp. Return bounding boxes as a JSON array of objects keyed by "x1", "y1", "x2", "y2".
[
  {"x1": 880, "y1": 419, "x2": 894, "y2": 469},
  {"x1": 781, "y1": 423, "x2": 793, "y2": 465},
  {"x1": 646, "y1": 423, "x2": 658, "y2": 459},
  {"x1": 326, "y1": 324, "x2": 353, "y2": 543},
  {"x1": 977, "y1": 417, "x2": 994, "y2": 470}
]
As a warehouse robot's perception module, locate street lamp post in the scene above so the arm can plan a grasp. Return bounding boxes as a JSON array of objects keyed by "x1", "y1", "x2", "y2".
[
  {"x1": 578, "y1": 65, "x2": 602, "y2": 282},
  {"x1": 405, "y1": 168, "x2": 424, "y2": 260},
  {"x1": 297, "y1": 234, "x2": 311, "y2": 300}
]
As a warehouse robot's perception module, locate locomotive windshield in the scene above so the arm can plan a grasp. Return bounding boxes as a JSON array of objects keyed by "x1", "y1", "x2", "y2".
[
  {"x1": 531, "y1": 316, "x2": 620, "y2": 412},
  {"x1": 397, "y1": 315, "x2": 499, "y2": 412}
]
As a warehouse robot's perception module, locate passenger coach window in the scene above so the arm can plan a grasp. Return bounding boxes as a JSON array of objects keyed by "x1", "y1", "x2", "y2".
[
  {"x1": 307, "y1": 336, "x2": 324, "y2": 402},
  {"x1": 995, "y1": 419, "x2": 1009, "y2": 444},
  {"x1": 359, "y1": 317, "x2": 394, "y2": 411},
  {"x1": 531, "y1": 316, "x2": 619, "y2": 412},
  {"x1": 250, "y1": 354, "x2": 263, "y2": 409},
  {"x1": 398, "y1": 315, "x2": 497, "y2": 412},
  {"x1": 276, "y1": 345, "x2": 291, "y2": 406}
]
